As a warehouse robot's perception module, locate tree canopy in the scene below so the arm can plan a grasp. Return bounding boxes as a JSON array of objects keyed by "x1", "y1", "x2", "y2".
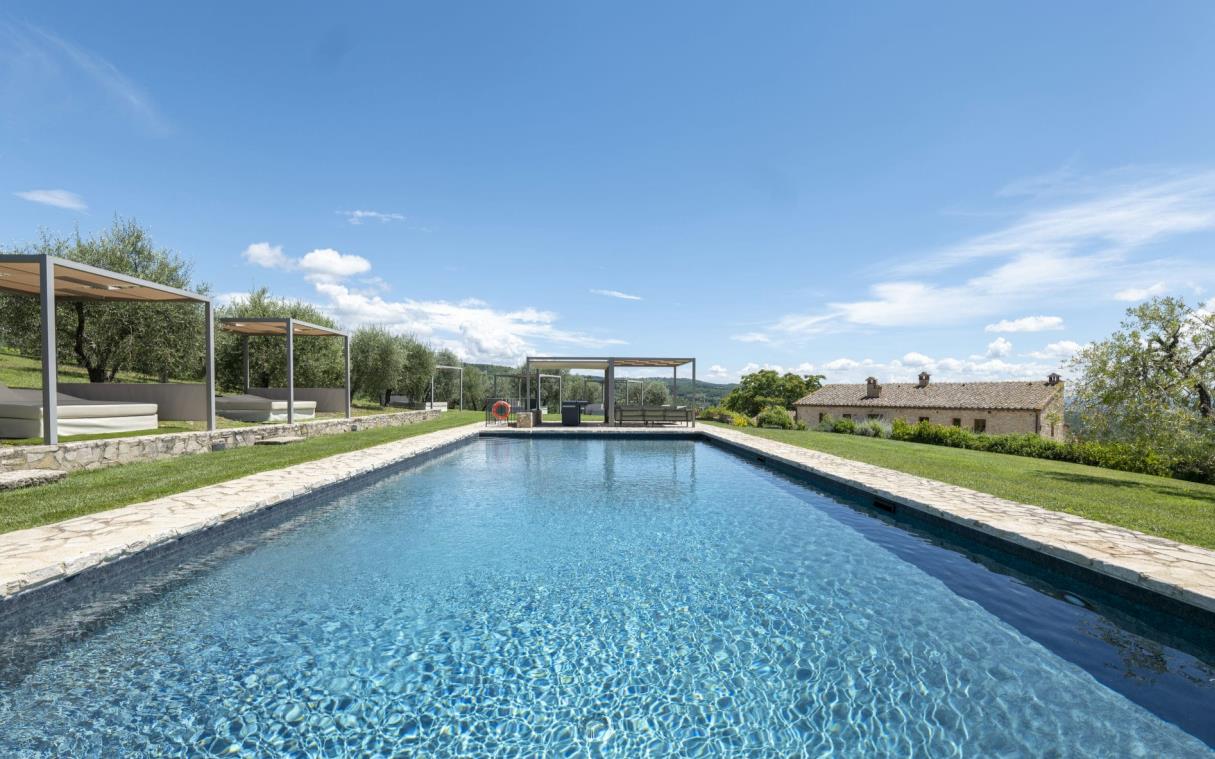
[
  {"x1": 1069, "y1": 296, "x2": 1214, "y2": 452},
  {"x1": 0, "y1": 219, "x2": 208, "y2": 382},
  {"x1": 215, "y1": 288, "x2": 344, "y2": 392},
  {"x1": 723, "y1": 369, "x2": 825, "y2": 417}
]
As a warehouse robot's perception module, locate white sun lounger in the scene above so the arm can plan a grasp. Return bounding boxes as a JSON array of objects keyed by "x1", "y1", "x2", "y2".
[
  {"x1": 215, "y1": 394, "x2": 317, "y2": 423},
  {"x1": 0, "y1": 384, "x2": 159, "y2": 439}
]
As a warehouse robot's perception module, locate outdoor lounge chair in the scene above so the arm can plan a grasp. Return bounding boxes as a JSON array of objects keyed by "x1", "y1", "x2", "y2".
[
  {"x1": 613, "y1": 405, "x2": 693, "y2": 426},
  {"x1": 0, "y1": 382, "x2": 159, "y2": 439},
  {"x1": 215, "y1": 393, "x2": 317, "y2": 423}
]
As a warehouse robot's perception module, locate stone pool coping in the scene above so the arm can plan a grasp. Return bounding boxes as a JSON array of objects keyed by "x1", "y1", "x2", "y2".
[
  {"x1": 1, "y1": 421, "x2": 1213, "y2": 620},
  {"x1": 0, "y1": 422, "x2": 482, "y2": 602},
  {"x1": 698, "y1": 424, "x2": 1215, "y2": 617}
]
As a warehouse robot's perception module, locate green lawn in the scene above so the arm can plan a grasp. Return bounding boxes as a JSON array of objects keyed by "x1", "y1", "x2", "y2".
[
  {"x1": 0, "y1": 347, "x2": 170, "y2": 388},
  {"x1": 715, "y1": 424, "x2": 1215, "y2": 550},
  {"x1": 0, "y1": 411, "x2": 483, "y2": 534}
]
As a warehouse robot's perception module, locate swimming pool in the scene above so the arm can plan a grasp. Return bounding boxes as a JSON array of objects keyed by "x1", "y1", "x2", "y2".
[{"x1": 0, "y1": 438, "x2": 1211, "y2": 756}]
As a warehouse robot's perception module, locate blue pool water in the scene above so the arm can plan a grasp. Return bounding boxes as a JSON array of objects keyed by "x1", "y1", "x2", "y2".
[{"x1": 0, "y1": 438, "x2": 1212, "y2": 756}]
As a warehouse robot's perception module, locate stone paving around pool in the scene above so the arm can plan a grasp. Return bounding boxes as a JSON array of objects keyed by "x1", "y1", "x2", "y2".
[
  {"x1": 0, "y1": 422, "x2": 482, "y2": 601},
  {"x1": 2, "y1": 421, "x2": 1213, "y2": 621},
  {"x1": 699, "y1": 425, "x2": 1215, "y2": 617}
]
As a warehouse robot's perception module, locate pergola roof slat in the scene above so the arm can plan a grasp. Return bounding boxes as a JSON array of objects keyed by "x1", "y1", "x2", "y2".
[
  {"x1": 219, "y1": 317, "x2": 348, "y2": 337},
  {"x1": 0, "y1": 255, "x2": 211, "y2": 303}
]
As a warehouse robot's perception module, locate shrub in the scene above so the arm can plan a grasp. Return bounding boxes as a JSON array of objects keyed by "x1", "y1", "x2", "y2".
[
  {"x1": 756, "y1": 405, "x2": 795, "y2": 430},
  {"x1": 831, "y1": 417, "x2": 856, "y2": 434},
  {"x1": 852, "y1": 419, "x2": 892, "y2": 438},
  {"x1": 883, "y1": 419, "x2": 1179, "y2": 479},
  {"x1": 698, "y1": 405, "x2": 751, "y2": 427}
]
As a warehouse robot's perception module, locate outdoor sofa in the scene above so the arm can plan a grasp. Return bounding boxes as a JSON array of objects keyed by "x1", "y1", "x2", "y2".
[
  {"x1": 613, "y1": 405, "x2": 693, "y2": 426},
  {"x1": 215, "y1": 394, "x2": 317, "y2": 423},
  {"x1": 0, "y1": 383, "x2": 159, "y2": 438}
]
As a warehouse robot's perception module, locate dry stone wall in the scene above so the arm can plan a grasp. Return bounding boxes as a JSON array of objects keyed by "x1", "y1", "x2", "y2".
[{"x1": 0, "y1": 410, "x2": 442, "y2": 474}]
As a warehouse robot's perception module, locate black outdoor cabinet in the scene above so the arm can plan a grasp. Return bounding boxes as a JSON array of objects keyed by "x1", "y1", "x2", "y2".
[{"x1": 561, "y1": 401, "x2": 587, "y2": 426}]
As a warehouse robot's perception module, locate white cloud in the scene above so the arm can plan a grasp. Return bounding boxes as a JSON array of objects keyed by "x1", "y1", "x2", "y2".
[
  {"x1": 242, "y1": 242, "x2": 292, "y2": 269},
  {"x1": 13, "y1": 189, "x2": 87, "y2": 210},
  {"x1": 774, "y1": 170, "x2": 1215, "y2": 335},
  {"x1": 213, "y1": 291, "x2": 249, "y2": 308},
  {"x1": 707, "y1": 364, "x2": 730, "y2": 380},
  {"x1": 313, "y1": 281, "x2": 623, "y2": 364},
  {"x1": 339, "y1": 210, "x2": 405, "y2": 225},
  {"x1": 985, "y1": 337, "x2": 1013, "y2": 358},
  {"x1": 1027, "y1": 340, "x2": 1083, "y2": 360},
  {"x1": 819, "y1": 353, "x2": 1062, "y2": 383},
  {"x1": 241, "y1": 243, "x2": 370, "y2": 283},
  {"x1": 1114, "y1": 281, "x2": 1167, "y2": 301},
  {"x1": 985, "y1": 316, "x2": 1065, "y2": 333},
  {"x1": 589, "y1": 289, "x2": 642, "y2": 301},
  {"x1": 299, "y1": 248, "x2": 372, "y2": 281},
  {"x1": 824, "y1": 357, "x2": 862, "y2": 371},
  {"x1": 731, "y1": 332, "x2": 770, "y2": 343}
]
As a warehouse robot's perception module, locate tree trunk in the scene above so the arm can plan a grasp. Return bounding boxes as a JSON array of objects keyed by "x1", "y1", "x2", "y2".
[
  {"x1": 1198, "y1": 382, "x2": 1213, "y2": 419},
  {"x1": 72, "y1": 303, "x2": 108, "y2": 383}
]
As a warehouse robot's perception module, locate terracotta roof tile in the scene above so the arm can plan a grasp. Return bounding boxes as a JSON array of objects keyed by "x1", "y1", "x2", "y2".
[{"x1": 794, "y1": 380, "x2": 1062, "y2": 411}]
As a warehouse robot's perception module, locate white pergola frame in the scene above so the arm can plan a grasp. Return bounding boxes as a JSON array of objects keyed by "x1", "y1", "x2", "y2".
[
  {"x1": 523, "y1": 356, "x2": 696, "y2": 427},
  {"x1": 430, "y1": 363, "x2": 464, "y2": 411},
  {"x1": 0, "y1": 254, "x2": 216, "y2": 444},
  {"x1": 220, "y1": 317, "x2": 351, "y2": 424}
]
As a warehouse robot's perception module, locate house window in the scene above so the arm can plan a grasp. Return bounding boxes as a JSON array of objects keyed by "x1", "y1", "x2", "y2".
[
  {"x1": 951, "y1": 418, "x2": 962, "y2": 427},
  {"x1": 973, "y1": 419, "x2": 987, "y2": 433},
  {"x1": 842, "y1": 413, "x2": 852, "y2": 420},
  {"x1": 818, "y1": 413, "x2": 825, "y2": 423},
  {"x1": 867, "y1": 414, "x2": 881, "y2": 421},
  {"x1": 918, "y1": 416, "x2": 929, "y2": 423}
]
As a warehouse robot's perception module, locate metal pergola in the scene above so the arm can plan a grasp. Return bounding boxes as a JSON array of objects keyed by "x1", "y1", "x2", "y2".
[
  {"x1": 430, "y1": 364, "x2": 464, "y2": 410},
  {"x1": 219, "y1": 317, "x2": 350, "y2": 423},
  {"x1": 0, "y1": 254, "x2": 216, "y2": 444},
  {"x1": 523, "y1": 356, "x2": 696, "y2": 426}
]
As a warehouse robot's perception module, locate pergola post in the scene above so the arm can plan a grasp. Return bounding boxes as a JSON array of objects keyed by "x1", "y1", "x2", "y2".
[
  {"x1": 605, "y1": 359, "x2": 615, "y2": 426},
  {"x1": 691, "y1": 359, "x2": 696, "y2": 427},
  {"x1": 241, "y1": 335, "x2": 250, "y2": 393},
  {"x1": 672, "y1": 366, "x2": 677, "y2": 406},
  {"x1": 285, "y1": 317, "x2": 295, "y2": 425},
  {"x1": 459, "y1": 366, "x2": 464, "y2": 411},
  {"x1": 204, "y1": 300, "x2": 216, "y2": 431},
  {"x1": 39, "y1": 257, "x2": 58, "y2": 445},
  {"x1": 343, "y1": 334, "x2": 352, "y2": 419}
]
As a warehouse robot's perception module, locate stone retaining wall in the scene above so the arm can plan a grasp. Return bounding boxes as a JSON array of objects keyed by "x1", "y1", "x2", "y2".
[{"x1": 0, "y1": 410, "x2": 442, "y2": 474}]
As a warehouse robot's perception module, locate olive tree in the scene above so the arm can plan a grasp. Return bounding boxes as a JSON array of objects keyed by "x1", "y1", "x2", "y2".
[
  {"x1": 350, "y1": 326, "x2": 406, "y2": 404},
  {"x1": 215, "y1": 288, "x2": 344, "y2": 392},
  {"x1": 1069, "y1": 296, "x2": 1214, "y2": 447},
  {"x1": 0, "y1": 219, "x2": 208, "y2": 383}
]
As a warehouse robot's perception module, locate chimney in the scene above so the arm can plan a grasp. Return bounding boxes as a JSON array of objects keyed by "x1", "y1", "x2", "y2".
[
  {"x1": 865, "y1": 376, "x2": 881, "y2": 398},
  {"x1": 917, "y1": 371, "x2": 930, "y2": 388},
  {"x1": 1047, "y1": 372, "x2": 1061, "y2": 386}
]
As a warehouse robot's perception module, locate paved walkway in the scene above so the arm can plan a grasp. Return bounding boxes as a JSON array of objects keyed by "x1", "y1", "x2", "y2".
[
  {"x1": 2, "y1": 420, "x2": 1213, "y2": 618},
  {"x1": 0, "y1": 422, "x2": 482, "y2": 601},
  {"x1": 700, "y1": 424, "x2": 1215, "y2": 615}
]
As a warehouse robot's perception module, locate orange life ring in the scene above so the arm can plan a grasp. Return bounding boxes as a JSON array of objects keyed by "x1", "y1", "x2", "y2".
[{"x1": 491, "y1": 400, "x2": 511, "y2": 420}]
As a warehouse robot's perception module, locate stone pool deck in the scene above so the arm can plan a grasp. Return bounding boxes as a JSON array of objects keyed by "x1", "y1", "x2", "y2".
[
  {"x1": 0, "y1": 422, "x2": 482, "y2": 601},
  {"x1": 2, "y1": 421, "x2": 1213, "y2": 620}
]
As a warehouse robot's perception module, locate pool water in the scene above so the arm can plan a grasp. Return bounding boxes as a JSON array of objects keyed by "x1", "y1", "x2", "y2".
[{"x1": 0, "y1": 438, "x2": 1212, "y2": 756}]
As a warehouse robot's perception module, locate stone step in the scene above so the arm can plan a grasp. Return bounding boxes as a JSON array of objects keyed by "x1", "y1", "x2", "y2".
[
  {"x1": 254, "y1": 436, "x2": 307, "y2": 446},
  {"x1": 0, "y1": 469, "x2": 67, "y2": 491}
]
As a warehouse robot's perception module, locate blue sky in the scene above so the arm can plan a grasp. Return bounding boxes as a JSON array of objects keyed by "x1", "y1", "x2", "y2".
[{"x1": 3, "y1": 3, "x2": 1215, "y2": 383}]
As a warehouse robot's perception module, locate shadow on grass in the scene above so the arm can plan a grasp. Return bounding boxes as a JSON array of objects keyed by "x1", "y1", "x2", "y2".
[{"x1": 1037, "y1": 470, "x2": 1215, "y2": 506}]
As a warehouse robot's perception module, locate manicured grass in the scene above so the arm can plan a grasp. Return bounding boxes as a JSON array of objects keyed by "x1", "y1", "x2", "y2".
[
  {"x1": 716, "y1": 424, "x2": 1215, "y2": 550},
  {"x1": 0, "y1": 411, "x2": 483, "y2": 534},
  {"x1": 0, "y1": 348, "x2": 168, "y2": 388}
]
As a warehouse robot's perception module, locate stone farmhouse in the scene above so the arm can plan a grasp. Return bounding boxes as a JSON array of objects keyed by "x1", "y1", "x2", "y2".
[{"x1": 793, "y1": 372, "x2": 1066, "y2": 440}]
